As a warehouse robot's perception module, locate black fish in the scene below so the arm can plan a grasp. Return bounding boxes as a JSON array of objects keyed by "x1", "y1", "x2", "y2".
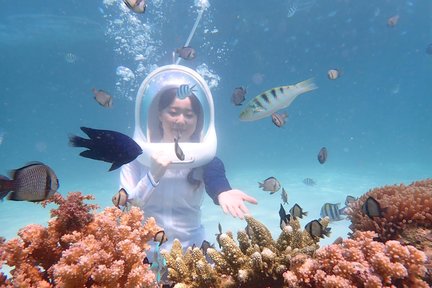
[
  {"x1": 200, "y1": 240, "x2": 214, "y2": 255},
  {"x1": 305, "y1": 219, "x2": 331, "y2": 239},
  {"x1": 362, "y1": 196, "x2": 386, "y2": 218},
  {"x1": 289, "y1": 203, "x2": 307, "y2": 219},
  {"x1": 69, "y1": 127, "x2": 142, "y2": 171},
  {"x1": 0, "y1": 162, "x2": 59, "y2": 202},
  {"x1": 215, "y1": 223, "x2": 223, "y2": 248},
  {"x1": 174, "y1": 137, "x2": 185, "y2": 161},
  {"x1": 317, "y1": 147, "x2": 327, "y2": 164},
  {"x1": 279, "y1": 204, "x2": 291, "y2": 230}
]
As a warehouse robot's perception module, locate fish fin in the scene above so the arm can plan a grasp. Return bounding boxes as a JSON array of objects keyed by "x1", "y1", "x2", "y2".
[
  {"x1": 270, "y1": 191, "x2": 276, "y2": 195},
  {"x1": 7, "y1": 192, "x2": 23, "y2": 201},
  {"x1": 69, "y1": 134, "x2": 92, "y2": 148},
  {"x1": 79, "y1": 150, "x2": 103, "y2": 161},
  {"x1": 0, "y1": 190, "x2": 10, "y2": 201},
  {"x1": 294, "y1": 78, "x2": 318, "y2": 93},
  {"x1": 109, "y1": 162, "x2": 123, "y2": 171},
  {"x1": 258, "y1": 182, "x2": 263, "y2": 188}
]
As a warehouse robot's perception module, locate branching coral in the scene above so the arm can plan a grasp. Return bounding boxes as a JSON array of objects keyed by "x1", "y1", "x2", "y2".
[
  {"x1": 347, "y1": 179, "x2": 432, "y2": 242},
  {"x1": 0, "y1": 192, "x2": 161, "y2": 287},
  {"x1": 346, "y1": 179, "x2": 432, "y2": 283},
  {"x1": 283, "y1": 231, "x2": 429, "y2": 287},
  {"x1": 161, "y1": 215, "x2": 325, "y2": 288}
]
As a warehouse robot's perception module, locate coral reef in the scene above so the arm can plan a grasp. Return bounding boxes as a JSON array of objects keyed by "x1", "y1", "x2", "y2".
[
  {"x1": 346, "y1": 179, "x2": 432, "y2": 283},
  {"x1": 0, "y1": 192, "x2": 161, "y2": 287},
  {"x1": 284, "y1": 231, "x2": 428, "y2": 287},
  {"x1": 161, "y1": 215, "x2": 326, "y2": 288}
]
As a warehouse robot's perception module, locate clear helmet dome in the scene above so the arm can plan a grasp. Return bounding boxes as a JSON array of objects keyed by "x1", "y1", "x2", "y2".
[{"x1": 134, "y1": 64, "x2": 217, "y2": 168}]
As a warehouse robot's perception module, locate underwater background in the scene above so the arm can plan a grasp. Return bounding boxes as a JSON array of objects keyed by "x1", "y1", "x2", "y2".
[{"x1": 0, "y1": 0, "x2": 431, "y2": 257}]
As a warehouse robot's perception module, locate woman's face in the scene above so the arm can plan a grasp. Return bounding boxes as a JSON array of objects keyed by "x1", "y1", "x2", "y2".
[{"x1": 159, "y1": 97, "x2": 198, "y2": 142}]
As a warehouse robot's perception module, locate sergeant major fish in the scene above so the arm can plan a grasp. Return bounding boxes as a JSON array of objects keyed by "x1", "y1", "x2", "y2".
[
  {"x1": 177, "y1": 84, "x2": 196, "y2": 100},
  {"x1": 320, "y1": 202, "x2": 345, "y2": 222},
  {"x1": 239, "y1": 78, "x2": 318, "y2": 121},
  {"x1": 271, "y1": 112, "x2": 288, "y2": 128}
]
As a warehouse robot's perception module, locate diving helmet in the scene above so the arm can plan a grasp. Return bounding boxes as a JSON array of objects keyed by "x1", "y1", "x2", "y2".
[{"x1": 134, "y1": 64, "x2": 217, "y2": 168}]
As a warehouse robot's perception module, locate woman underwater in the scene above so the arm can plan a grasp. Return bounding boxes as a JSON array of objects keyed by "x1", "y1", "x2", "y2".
[{"x1": 120, "y1": 66, "x2": 258, "y2": 251}]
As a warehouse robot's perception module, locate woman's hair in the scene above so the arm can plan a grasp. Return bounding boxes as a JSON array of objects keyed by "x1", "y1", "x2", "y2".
[{"x1": 157, "y1": 87, "x2": 203, "y2": 142}]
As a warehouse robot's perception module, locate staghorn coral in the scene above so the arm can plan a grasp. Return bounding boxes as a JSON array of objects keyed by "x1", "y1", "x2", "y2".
[
  {"x1": 346, "y1": 179, "x2": 432, "y2": 284},
  {"x1": 0, "y1": 192, "x2": 161, "y2": 287},
  {"x1": 283, "y1": 231, "x2": 429, "y2": 287},
  {"x1": 161, "y1": 215, "x2": 325, "y2": 288}
]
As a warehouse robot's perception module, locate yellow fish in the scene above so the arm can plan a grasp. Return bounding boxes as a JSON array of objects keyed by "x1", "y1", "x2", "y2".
[{"x1": 239, "y1": 78, "x2": 317, "y2": 121}]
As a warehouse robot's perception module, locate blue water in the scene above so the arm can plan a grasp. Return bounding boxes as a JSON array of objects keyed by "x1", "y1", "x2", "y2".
[{"x1": 0, "y1": 0, "x2": 431, "y2": 257}]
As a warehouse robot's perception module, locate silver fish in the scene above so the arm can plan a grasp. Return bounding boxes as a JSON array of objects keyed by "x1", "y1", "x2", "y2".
[
  {"x1": 305, "y1": 219, "x2": 331, "y2": 239},
  {"x1": 258, "y1": 176, "x2": 281, "y2": 194},
  {"x1": 112, "y1": 188, "x2": 129, "y2": 208},
  {"x1": 303, "y1": 178, "x2": 316, "y2": 186},
  {"x1": 174, "y1": 137, "x2": 185, "y2": 161},
  {"x1": 289, "y1": 203, "x2": 307, "y2": 219},
  {"x1": 123, "y1": 0, "x2": 146, "y2": 13},
  {"x1": 177, "y1": 84, "x2": 196, "y2": 99},
  {"x1": 0, "y1": 162, "x2": 59, "y2": 202},
  {"x1": 320, "y1": 202, "x2": 345, "y2": 222},
  {"x1": 176, "y1": 46, "x2": 196, "y2": 60},
  {"x1": 92, "y1": 88, "x2": 113, "y2": 108},
  {"x1": 271, "y1": 112, "x2": 288, "y2": 127},
  {"x1": 239, "y1": 78, "x2": 317, "y2": 121},
  {"x1": 232, "y1": 87, "x2": 247, "y2": 106},
  {"x1": 281, "y1": 187, "x2": 288, "y2": 205}
]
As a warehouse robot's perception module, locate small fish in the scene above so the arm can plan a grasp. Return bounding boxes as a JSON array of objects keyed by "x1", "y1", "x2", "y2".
[
  {"x1": 200, "y1": 240, "x2": 214, "y2": 255},
  {"x1": 258, "y1": 176, "x2": 281, "y2": 194},
  {"x1": 92, "y1": 88, "x2": 113, "y2": 108},
  {"x1": 153, "y1": 230, "x2": 168, "y2": 246},
  {"x1": 0, "y1": 162, "x2": 59, "y2": 202},
  {"x1": 176, "y1": 84, "x2": 196, "y2": 99},
  {"x1": 305, "y1": 219, "x2": 331, "y2": 239},
  {"x1": 174, "y1": 137, "x2": 185, "y2": 161},
  {"x1": 123, "y1": 0, "x2": 146, "y2": 13},
  {"x1": 362, "y1": 196, "x2": 386, "y2": 218},
  {"x1": 151, "y1": 238, "x2": 167, "y2": 283},
  {"x1": 215, "y1": 223, "x2": 223, "y2": 248},
  {"x1": 327, "y1": 69, "x2": 341, "y2": 80},
  {"x1": 271, "y1": 112, "x2": 288, "y2": 128},
  {"x1": 231, "y1": 87, "x2": 247, "y2": 106},
  {"x1": 112, "y1": 188, "x2": 128, "y2": 208},
  {"x1": 281, "y1": 187, "x2": 288, "y2": 205},
  {"x1": 345, "y1": 195, "x2": 357, "y2": 206},
  {"x1": 176, "y1": 46, "x2": 196, "y2": 60},
  {"x1": 239, "y1": 78, "x2": 318, "y2": 121},
  {"x1": 317, "y1": 147, "x2": 328, "y2": 164},
  {"x1": 387, "y1": 15, "x2": 399, "y2": 27},
  {"x1": 303, "y1": 178, "x2": 316, "y2": 186},
  {"x1": 289, "y1": 203, "x2": 307, "y2": 219},
  {"x1": 64, "y1": 52, "x2": 78, "y2": 64},
  {"x1": 279, "y1": 204, "x2": 291, "y2": 230},
  {"x1": 320, "y1": 203, "x2": 345, "y2": 222},
  {"x1": 69, "y1": 127, "x2": 143, "y2": 171}
]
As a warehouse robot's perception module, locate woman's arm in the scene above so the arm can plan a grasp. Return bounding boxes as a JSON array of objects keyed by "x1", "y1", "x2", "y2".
[{"x1": 203, "y1": 157, "x2": 257, "y2": 219}]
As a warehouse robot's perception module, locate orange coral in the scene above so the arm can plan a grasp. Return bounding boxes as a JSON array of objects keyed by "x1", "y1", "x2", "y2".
[
  {"x1": 283, "y1": 231, "x2": 429, "y2": 287},
  {"x1": 0, "y1": 192, "x2": 161, "y2": 287},
  {"x1": 347, "y1": 179, "x2": 432, "y2": 241}
]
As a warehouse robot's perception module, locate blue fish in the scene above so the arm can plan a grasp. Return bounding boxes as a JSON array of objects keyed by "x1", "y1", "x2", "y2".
[{"x1": 69, "y1": 127, "x2": 142, "y2": 171}]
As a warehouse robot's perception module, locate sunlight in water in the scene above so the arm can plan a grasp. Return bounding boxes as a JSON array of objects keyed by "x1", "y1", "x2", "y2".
[{"x1": 286, "y1": 0, "x2": 317, "y2": 17}]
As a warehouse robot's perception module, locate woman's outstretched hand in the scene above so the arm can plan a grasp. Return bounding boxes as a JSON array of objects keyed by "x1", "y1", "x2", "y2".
[
  {"x1": 149, "y1": 151, "x2": 171, "y2": 183},
  {"x1": 217, "y1": 189, "x2": 258, "y2": 219}
]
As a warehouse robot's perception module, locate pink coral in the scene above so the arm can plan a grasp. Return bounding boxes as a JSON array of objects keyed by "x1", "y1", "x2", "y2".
[
  {"x1": 283, "y1": 231, "x2": 428, "y2": 287},
  {"x1": 0, "y1": 192, "x2": 161, "y2": 287}
]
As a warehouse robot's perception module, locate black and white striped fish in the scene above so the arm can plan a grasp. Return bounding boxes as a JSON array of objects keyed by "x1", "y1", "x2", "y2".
[
  {"x1": 320, "y1": 202, "x2": 346, "y2": 222},
  {"x1": 176, "y1": 84, "x2": 196, "y2": 99},
  {"x1": 239, "y1": 78, "x2": 317, "y2": 121}
]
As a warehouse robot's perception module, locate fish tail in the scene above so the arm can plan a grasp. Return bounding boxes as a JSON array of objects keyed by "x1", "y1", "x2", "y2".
[
  {"x1": 0, "y1": 176, "x2": 13, "y2": 200},
  {"x1": 295, "y1": 78, "x2": 318, "y2": 94},
  {"x1": 68, "y1": 134, "x2": 92, "y2": 148},
  {"x1": 258, "y1": 182, "x2": 263, "y2": 188}
]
